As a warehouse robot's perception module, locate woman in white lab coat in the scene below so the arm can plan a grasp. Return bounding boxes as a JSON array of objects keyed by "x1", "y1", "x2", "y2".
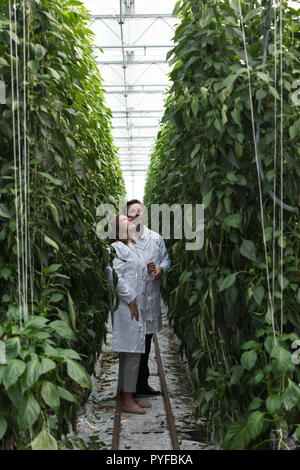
[{"x1": 107, "y1": 214, "x2": 151, "y2": 414}]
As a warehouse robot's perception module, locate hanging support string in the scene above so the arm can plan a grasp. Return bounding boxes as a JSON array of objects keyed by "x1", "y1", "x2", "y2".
[
  {"x1": 22, "y1": 0, "x2": 29, "y2": 323},
  {"x1": 279, "y1": 0, "x2": 284, "y2": 337},
  {"x1": 9, "y1": 0, "x2": 22, "y2": 328},
  {"x1": 254, "y1": 0, "x2": 297, "y2": 214},
  {"x1": 238, "y1": 0, "x2": 277, "y2": 344}
]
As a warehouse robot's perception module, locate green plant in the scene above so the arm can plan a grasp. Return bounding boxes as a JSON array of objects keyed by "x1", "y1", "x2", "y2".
[
  {"x1": 144, "y1": 0, "x2": 300, "y2": 449},
  {"x1": 0, "y1": 0, "x2": 125, "y2": 449}
]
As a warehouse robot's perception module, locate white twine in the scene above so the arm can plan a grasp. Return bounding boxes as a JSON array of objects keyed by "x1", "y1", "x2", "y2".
[
  {"x1": 279, "y1": 0, "x2": 284, "y2": 336},
  {"x1": 23, "y1": 0, "x2": 28, "y2": 323},
  {"x1": 9, "y1": 0, "x2": 22, "y2": 327},
  {"x1": 238, "y1": 0, "x2": 277, "y2": 346}
]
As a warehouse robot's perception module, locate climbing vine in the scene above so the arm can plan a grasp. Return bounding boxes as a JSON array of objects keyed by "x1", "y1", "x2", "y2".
[
  {"x1": 0, "y1": 0, "x2": 124, "y2": 449},
  {"x1": 145, "y1": 0, "x2": 300, "y2": 449}
]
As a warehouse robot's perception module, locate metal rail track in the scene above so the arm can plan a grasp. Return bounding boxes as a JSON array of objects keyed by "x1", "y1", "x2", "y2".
[{"x1": 111, "y1": 334, "x2": 180, "y2": 450}]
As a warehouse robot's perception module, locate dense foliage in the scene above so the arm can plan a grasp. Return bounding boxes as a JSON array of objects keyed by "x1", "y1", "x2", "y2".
[
  {"x1": 0, "y1": 0, "x2": 124, "y2": 449},
  {"x1": 144, "y1": 0, "x2": 300, "y2": 449}
]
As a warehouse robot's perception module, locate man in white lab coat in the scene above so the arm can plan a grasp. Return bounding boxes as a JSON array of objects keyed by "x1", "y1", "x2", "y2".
[{"x1": 125, "y1": 199, "x2": 171, "y2": 395}]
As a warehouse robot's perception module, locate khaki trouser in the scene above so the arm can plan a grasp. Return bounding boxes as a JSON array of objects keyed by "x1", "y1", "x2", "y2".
[{"x1": 118, "y1": 352, "x2": 141, "y2": 393}]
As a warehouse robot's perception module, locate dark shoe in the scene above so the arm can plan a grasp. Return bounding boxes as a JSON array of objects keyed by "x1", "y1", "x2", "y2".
[{"x1": 134, "y1": 385, "x2": 161, "y2": 396}]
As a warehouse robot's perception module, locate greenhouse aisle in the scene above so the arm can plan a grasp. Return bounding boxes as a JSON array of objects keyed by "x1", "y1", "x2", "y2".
[{"x1": 69, "y1": 303, "x2": 216, "y2": 451}]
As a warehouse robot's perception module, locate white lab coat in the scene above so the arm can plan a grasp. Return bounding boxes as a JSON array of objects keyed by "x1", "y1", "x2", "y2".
[
  {"x1": 133, "y1": 226, "x2": 171, "y2": 334},
  {"x1": 106, "y1": 241, "x2": 147, "y2": 353}
]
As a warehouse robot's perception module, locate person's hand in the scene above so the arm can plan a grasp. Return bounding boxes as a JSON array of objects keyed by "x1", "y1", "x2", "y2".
[
  {"x1": 129, "y1": 300, "x2": 139, "y2": 321},
  {"x1": 153, "y1": 266, "x2": 163, "y2": 280},
  {"x1": 147, "y1": 261, "x2": 156, "y2": 275}
]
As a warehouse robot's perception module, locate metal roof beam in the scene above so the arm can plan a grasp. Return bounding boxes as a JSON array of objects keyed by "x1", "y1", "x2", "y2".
[
  {"x1": 106, "y1": 89, "x2": 164, "y2": 94},
  {"x1": 97, "y1": 60, "x2": 167, "y2": 65},
  {"x1": 112, "y1": 109, "x2": 162, "y2": 113},
  {"x1": 105, "y1": 84, "x2": 168, "y2": 87},
  {"x1": 91, "y1": 14, "x2": 174, "y2": 19},
  {"x1": 95, "y1": 44, "x2": 173, "y2": 49},
  {"x1": 114, "y1": 136, "x2": 155, "y2": 140},
  {"x1": 113, "y1": 125, "x2": 157, "y2": 129}
]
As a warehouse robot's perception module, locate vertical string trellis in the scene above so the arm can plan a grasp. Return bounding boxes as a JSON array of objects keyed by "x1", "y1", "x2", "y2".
[
  {"x1": 9, "y1": 0, "x2": 22, "y2": 327},
  {"x1": 9, "y1": 0, "x2": 30, "y2": 326},
  {"x1": 238, "y1": 0, "x2": 277, "y2": 346}
]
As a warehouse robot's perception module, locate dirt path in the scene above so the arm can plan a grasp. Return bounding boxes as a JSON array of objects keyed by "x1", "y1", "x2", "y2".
[{"x1": 68, "y1": 305, "x2": 216, "y2": 451}]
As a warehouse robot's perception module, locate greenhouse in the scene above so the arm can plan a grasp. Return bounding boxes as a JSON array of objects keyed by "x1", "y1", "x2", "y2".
[{"x1": 0, "y1": 0, "x2": 300, "y2": 453}]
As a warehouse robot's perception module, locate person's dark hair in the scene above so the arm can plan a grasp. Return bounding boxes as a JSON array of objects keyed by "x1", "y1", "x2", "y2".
[
  {"x1": 123, "y1": 199, "x2": 142, "y2": 216},
  {"x1": 108, "y1": 214, "x2": 135, "y2": 245}
]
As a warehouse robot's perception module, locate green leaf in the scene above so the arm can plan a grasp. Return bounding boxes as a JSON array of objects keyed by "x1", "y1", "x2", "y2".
[
  {"x1": 44, "y1": 235, "x2": 59, "y2": 252},
  {"x1": 34, "y1": 44, "x2": 46, "y2": 60},
  {"x1": 219, "y1": 272, "x2": 238, "y2": 291},
  {"x1": 229, "y1": 365, "x2": 244, "y2": 386},
  {"x1": 244, "y1": 8, "x2": 261, "y2": 22},
  {"x1": 191, "y1": 143, "x2": 200, "y2": 159},
  {"x1": 67, "y1": 291, "x2": 76, "y2": 331},
  {"x1": 202, "y1": 190, "x2": 213, "y2": 209},
  {"x1": 180, "y1": 271, "x2": 193, "y2": 282},
  {"x1": 247, "y1": 411, "x2": 264, "y2": 439},
  {"x1": 256, "y1": 89, "x2": 267, "y2": 100},
  {"x1": 247, "y1": 397, "x2": 262, "y2": 411},
  {"x1": 0, "y1": 415, "x2": 7, "y2": 440},
  {"x1": 31, "y1": 427, "x2": 58, "y2": 450},
  {"x1": 49, "y1": 320, "x2": 76, "y2": 341},
  {"x1": 223, "y1": 421, "x2": 250, "y2": 450},
  {"x1": 241, "y1": 349, "x2": 257, "y2": 370},
  {"x1": 21, "y1": 359, "x2": 42, "y2": 392},
  {"x1": 189, "y1": 294, "x2": 198, "y2": 306},
  {"x1": 266, "y1": 395, "x2": 282, "y2": 414},
  {"x1": 224, "y1": 213, "x2": 241, "y2": 228},
  {"x1": 41, "y1": 381, "x2": 60, "y2": 411},
  {"x1": 48, "y1": 264, "x2": 62, "y2": 273},
  {"x1": 3, "y1": 359, "x2": 26, "y2": 389},
  {"x1": 66, "y1": 359, "x2": 92, "y2": 389},
  {"x1": 253, "y1": 286, "x2": 264, "y2": 306},
  {"x1": 39, "y1": 172, "x2": 63, "y2": 186},
  {"x1": 58, "y1": 386, "x2": 76, "y2": 403},
  {"x1": 48, "y1": 202, "x2": 61, "y2": 228},
  {"x1": 240, "y1": 239, "x2": 256, "y2": 261},
  {"x1": 19, "y1": 394, "x2": 41, "y2": 430},
  {"x1": 257, "y1": 71, "x2": 270, "y2": 82},
  {"x1": 1, "y1": 267, "x2": 11, "y2": 280},
  {"x1": 268, "y1": 85, "x2": 280, "y2": 100},
  {"x1": 41, "y1": 357, "x2": 56, "y2": 374},
  {"x1": 26, "y1": 316, "x2": 48, "y2": 329},
  {"x1": 191, "y1": 97, "x2": 199, "y2": 118},
  {"x1": 240, "y1": 340, "x2": 259, "y2": 350},
  {"x1": 50, "y1": 293, "x2": 64, "y2": 303},
  {"x1": 283, "y1": 379, "x2": 300, "y2": 409},
  {"x1": 0, "y1": 204, "x2": 11, "y2": 219},
  {"x1": 271, "y1": 345, "x2": 294, "y2": 376}
]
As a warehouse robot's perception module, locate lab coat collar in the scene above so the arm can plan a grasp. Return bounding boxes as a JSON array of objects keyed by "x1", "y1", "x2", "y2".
[{"x1": 133, "y1": 225, "x2": 151, "y2": 249}]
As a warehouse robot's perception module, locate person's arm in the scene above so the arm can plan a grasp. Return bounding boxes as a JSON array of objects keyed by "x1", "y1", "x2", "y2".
[
  {"x1": 108, "y1": 244, "x2": 137, "y2": 305},
  {"x1": 159, "y1": 236, "x2": 171, "y2": 275},
  {"x1": 153, "y1": 236, "x2": 171, "y2": 280}
]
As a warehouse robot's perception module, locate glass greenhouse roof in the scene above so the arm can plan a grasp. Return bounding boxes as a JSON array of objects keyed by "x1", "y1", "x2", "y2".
[
  {"x1": 82, "y1": 0, "x2": 178, "y2": 201},
  {"x1": 82, "y1": 0, "x2": 299, "y2": 201}
]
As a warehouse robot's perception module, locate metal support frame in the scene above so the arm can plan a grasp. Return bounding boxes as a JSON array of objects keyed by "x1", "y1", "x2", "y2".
[
  {"x1": 89, "y1": 2, "x2": 175, "y2": 188},
  {"x1": 97, "y1": 59, "x2": 168, "y2": 65},
  {"x1": 95, "y1": 44, "x2": 173, "y2": 49},
  {"x1": 91, "y1": 14, "x2": 174, "y2": 19},
  {"x1": 106, "y1": 89, "x2": 165, "y2": 94}
]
